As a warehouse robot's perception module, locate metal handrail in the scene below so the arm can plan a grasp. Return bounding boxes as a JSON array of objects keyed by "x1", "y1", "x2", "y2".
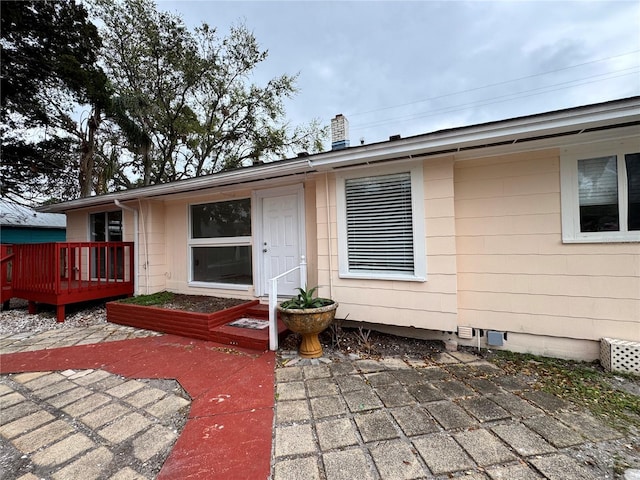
[{"x1": 268, "y1": 256, "x2": 307, "y2": 351}]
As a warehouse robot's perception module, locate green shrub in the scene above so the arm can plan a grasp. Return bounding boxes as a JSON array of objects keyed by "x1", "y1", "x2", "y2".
[{"x1": 119, "y1": 291, "x2": 175, "y2": 306}]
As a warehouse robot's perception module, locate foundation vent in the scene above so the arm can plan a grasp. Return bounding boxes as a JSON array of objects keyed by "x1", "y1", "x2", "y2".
[
  {"x1": 601, "y1": 338, "x2": 640, "y2": 374},
  {"x1": 457, "y1": 326, "x2": 474, "y2": 339}
]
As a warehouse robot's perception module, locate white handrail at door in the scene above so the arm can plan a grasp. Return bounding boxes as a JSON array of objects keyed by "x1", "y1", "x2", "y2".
[{"x1": 268, "y1": 256, "x2": 307, "y2": 351}]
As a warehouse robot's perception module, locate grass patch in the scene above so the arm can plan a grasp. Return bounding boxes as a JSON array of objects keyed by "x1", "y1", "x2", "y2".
[
  {"x1": 119, "y1": 291, "x2": 175, "y2": 306},
  {"x1": 488, "y1": 350, "x2": 640, "y2": 430}
]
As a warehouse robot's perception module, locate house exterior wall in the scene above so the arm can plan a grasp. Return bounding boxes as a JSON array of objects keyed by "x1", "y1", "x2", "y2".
[
  {"x1": 318, "y1": 157, "x2": 459, "y2": 331},
  {"x1": 137, "y1": 200, "x2": 166, "y2": 295},
  {"x1": 161, "y1": 180, "x2": 316, "y2": 299},
  {"x1": 454, "y1": 148, "x2": 640, "y2": 360},
  {"x1": 304, "y1": 182, "x2": 319, "y2": 290},
  {"x1": 65, "y1": 211, "x2": 87, "y2": 242},
  {"x1": 65, "y1": 204, "x2": 161, "y2": 294}
]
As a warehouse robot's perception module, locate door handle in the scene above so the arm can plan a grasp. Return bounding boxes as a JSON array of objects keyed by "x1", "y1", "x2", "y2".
[{"x1": 263, "y1": 248, "x2": 268, "y2": 253}]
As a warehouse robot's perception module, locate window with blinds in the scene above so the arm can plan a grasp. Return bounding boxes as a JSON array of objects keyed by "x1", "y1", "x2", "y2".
[
  {"x1": 345, "y1": 172, "x2": 414, "y2": 274},
  {"x1": 560, "y1": 144, "x2": 640, "y2": 243}
]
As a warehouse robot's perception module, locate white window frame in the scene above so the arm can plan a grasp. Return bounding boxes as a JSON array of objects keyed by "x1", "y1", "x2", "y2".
[
  {"x1": 560, "y1": 139, "x2": 640, "y2": 243},
  {"x1": 336, "y1": 163, "x2": 426, "y2": 281},
  {"x1": 187, "y1": 198, "x2": 253, "y2": 290}
]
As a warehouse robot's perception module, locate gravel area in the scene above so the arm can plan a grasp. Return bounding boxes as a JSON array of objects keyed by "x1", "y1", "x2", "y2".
[{"x1": 0, "y1": 299, "x2": 108, "y2": 335}]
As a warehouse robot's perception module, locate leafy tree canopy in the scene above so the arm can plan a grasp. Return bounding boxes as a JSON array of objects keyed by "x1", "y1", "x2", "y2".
[
  {"x1": 1, "y1": 0, "x2": 107, "y2": 203},
  {"x1": 92, "y1": 0, "x2": 328, "y2": 188},
  {"x1": 1, "y1": 0, "x2": 328, "y2": 204}
]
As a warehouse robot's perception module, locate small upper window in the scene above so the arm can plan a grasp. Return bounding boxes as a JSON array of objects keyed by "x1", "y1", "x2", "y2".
[
  {"x1": 561, "y1": 144, "x2": 640, "y2": 243},
  {"x1": 191, "y1": 199, "x2": 251, "y2": 239}
]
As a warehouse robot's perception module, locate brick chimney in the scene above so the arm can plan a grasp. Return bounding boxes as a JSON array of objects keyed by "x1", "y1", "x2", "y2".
[{"x1": 331, "y1": 114, "x2": 350, "y2": 150}]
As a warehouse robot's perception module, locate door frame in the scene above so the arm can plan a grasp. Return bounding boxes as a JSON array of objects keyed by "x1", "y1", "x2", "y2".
[
  {"x1": 253, "y1": 184, "x2": 306, "y2": 297},
  {"x1": 87, "y1": 210, "x2": 124, "y2": 280}
]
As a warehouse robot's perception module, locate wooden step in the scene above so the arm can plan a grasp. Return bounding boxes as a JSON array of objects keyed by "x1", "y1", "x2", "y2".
[
  {"x1": 209, "y1": 318, "x2": 288, "y2": 351},
  {"x1": 243, "y1": 304, "x2": 273, "y2": 319}
]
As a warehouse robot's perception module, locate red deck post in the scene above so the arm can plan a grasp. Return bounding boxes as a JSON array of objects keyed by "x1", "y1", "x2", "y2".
[{"x1": 1, "y1": 245, "x2": 14, "y2": 308}]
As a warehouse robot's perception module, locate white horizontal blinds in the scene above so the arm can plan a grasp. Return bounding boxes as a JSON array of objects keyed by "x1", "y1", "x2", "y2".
[
  {"x1": 578, "y1": 156, "x2": 619, "y2": 232},
  {"x1": 578, "y1": 156, "x2": 618, "y2": 206},
  {"x1": 626, "y1": 153, "x2": 640, "y2": 231},
  {"x1": 345, "y1": 172, "x2": 414, "y2": 273}
]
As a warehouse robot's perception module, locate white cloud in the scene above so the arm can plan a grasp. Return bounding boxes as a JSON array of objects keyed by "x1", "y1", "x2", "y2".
[{"x1": 159, "y1": 0, "x2": 640, "y2": 145}]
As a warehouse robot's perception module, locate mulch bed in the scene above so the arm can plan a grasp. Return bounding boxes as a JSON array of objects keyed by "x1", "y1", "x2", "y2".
[
  {"x1": 156, "y1": 294, "x2": 248, "y2": 313},
  {"x1": 125, "y1": 293, "x2": 445, "y2": 359}
]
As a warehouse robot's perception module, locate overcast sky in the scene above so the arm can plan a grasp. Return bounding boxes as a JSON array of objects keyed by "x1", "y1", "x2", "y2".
[{"x1": 161, "y1": 0, "x2": 640, "y2": 147}]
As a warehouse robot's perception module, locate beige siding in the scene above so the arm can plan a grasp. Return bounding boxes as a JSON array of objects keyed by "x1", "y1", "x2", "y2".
[
  {"x1": 304, "y1": 182, "x2": 319, "y2": 289},
  {"x1": 318, "y1": 157, "x2": 459, "y2": 331},
  {"x1": 163, "y1": 199, "x2": 190, "y2": 294},
  {"x1": 455, "y1": 149, "x2": 640, "y2": 347},
  {"x1": 137, "y1": 201, "x2": 166, "y2": 294},
  {"x1": 65, "y1": 211, "x2": 87, "y2": 241}
]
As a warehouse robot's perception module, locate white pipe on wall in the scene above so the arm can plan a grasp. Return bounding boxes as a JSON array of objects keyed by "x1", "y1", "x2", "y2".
[
  {"x1": 324, "y1": 172, "x2": 334, "y2": 299},
  {"x1": 137, "y1": 199, "x2": 150, "y2": 294},
  {"x1": 114, "y1": 199, "x2": 140, "y2": 295}
]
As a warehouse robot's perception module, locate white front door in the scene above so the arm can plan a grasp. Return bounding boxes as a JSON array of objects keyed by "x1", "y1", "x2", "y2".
[{"x1": 259, "y1": 186, "x2": 305, "y2": 297}]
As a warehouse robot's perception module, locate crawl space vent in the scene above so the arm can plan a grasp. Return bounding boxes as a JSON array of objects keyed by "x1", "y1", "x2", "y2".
[{"x1": 600, "y1": 337, "x2": 640, "y2": 375}]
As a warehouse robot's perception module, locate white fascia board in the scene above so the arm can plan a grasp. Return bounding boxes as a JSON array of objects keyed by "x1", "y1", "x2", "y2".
[
  {"x1": 309, "y1": 98, "x2": 640, "y2": 169},
  {"x1": 40, "y1": 158, "x2": 313, "y2": 213},
  {"x1": 40, "y1": 97, "x2": 640, "y2": 214}
]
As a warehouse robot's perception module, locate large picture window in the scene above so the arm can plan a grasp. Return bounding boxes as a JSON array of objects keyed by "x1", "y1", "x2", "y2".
[
  {"x1": 336, "y1": 165, "x2": 426, "y2": 281},
  {"x1": 561, "y1": 143, "x2": 639, "y2": 242},
  {"x1": 189, "y1": 199, "x2": 252, "y2": 287}
]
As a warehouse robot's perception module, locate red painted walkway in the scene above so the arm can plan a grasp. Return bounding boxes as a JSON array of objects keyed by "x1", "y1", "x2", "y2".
[{"x1": 0, "y1": 335, "x2": 276, "y2": 479}]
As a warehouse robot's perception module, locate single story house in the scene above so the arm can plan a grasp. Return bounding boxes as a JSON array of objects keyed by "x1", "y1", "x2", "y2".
[
  {"x1": 41, "y1": 97, "x2": 640, "y2": 361},
  {"x1": 1, "y1": 200, "x2": 66, "y2": 243}
]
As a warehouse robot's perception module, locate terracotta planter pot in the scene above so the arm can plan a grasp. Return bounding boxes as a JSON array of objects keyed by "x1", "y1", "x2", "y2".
[{"x1": 277, "y1": 302, "x2": 338, "y2": 358}]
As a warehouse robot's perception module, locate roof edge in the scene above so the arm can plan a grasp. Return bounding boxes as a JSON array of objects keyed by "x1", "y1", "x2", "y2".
[{"x1": 40, "y1": 96, "x2": 640, "y2": 213}]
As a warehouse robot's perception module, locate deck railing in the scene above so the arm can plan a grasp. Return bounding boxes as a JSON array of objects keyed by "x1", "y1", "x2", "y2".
[
  {"x1": 9, "y1": 242, "x2": 135, "y2": 321},
  {"x1": 12, "y1": 242, "x2": 134, "y2": 295}
]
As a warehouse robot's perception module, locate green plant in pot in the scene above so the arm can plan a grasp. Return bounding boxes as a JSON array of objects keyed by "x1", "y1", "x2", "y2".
[{"x1": 277, "y1": 286, "x2": 338, "y2": 358}]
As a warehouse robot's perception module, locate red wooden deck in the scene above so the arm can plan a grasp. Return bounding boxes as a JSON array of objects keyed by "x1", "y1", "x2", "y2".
[{"x1": 6, "y1": 242, "x2": 134, "y2": 321}]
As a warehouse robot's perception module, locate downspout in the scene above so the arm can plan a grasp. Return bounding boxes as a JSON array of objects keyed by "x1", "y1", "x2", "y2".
[
  {"x1": 324, "y1": 172, "x2": 334, "y2": 299},
  {"x1": 137, "y1": 199, "x2": 150, "y2": 295},
  {"x1": 114, "y1": 200, "x2": 139, "y2": 295}
]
